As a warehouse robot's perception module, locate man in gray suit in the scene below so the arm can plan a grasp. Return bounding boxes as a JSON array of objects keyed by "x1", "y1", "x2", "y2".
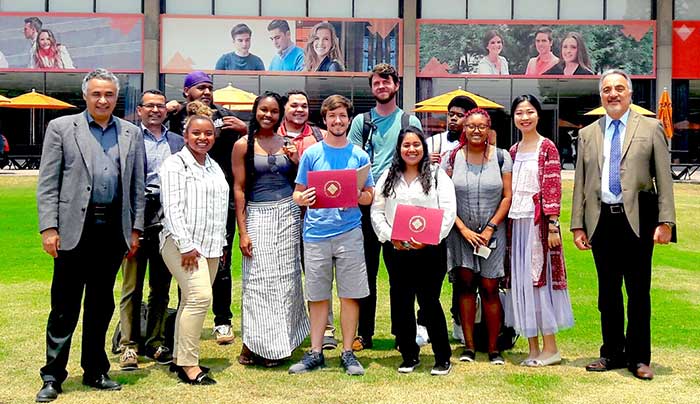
[
  {"x1": 35, "y1": 68, "x2": 144, "y2": 402},
  {"x1": 571, "y1": 69, "x2": 676, "y2": 381}
]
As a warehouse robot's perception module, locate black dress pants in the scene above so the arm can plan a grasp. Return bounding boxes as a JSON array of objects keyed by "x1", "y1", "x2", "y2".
[
  {"x1": 383, "y1": 243, "x2": 451, "y2": 364},
  {"x1": 358, "y1": 204, "x2": 381, "y2": 340},
  {"x1": 40, "y1": 216, "x2": 126, "y2": 383},
  {"x1": 591, "y1": 203, "x2": 654, "y2": 366}
]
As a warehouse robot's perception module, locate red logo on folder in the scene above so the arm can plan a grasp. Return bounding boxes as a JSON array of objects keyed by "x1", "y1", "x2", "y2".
[
  {"x1": 391, "y1": 204, "x2": 444, "y2": 245},
  {"x1": 307, "y1": 169, "x2": 357, "y2": 209}
]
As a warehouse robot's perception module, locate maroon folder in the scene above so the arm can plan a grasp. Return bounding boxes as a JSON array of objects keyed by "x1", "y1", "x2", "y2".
[
  {"x1": 390, "y1": 204, "x2": 444, "y2": 245},
  {"x1": 307, "y1": 169, "x2": 358, "y2": 209}
]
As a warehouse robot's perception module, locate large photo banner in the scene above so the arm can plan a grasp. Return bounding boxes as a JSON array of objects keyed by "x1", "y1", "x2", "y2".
[
  {"x1": 673, "y1": 21, "x2": 700, "y2": 79},
  {"x1": 0, "y1": 13, "x2": 144, "y2": 72},
  {"x1": 417, "y1": 20, "x2": 655, "y2": 78},
  {"x1": 161, "y1": 15, "x2": 402, "y2": 75}
]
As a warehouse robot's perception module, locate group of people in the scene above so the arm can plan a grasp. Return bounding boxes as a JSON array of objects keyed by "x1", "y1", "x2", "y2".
[
  {"x1": 21, "y1": 16, "x2": 75, "y2": 69},
  {"x1": 34, "y1": 63, "x2": 675, "y2": 402},
  {"x1": 476, "y1": 27, "x2": 593, "y2": 76},
  {"x1": 216, "y1": 20, "x2": 344, "y2": 72}
]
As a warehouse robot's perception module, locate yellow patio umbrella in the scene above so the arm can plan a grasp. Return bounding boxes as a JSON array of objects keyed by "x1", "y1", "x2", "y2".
[
  {"x1": 584, "y1": 104, "x2": 655, "y2": 116},
  {"x1": 414, "y1": 88, "x2": 504, "y2": 112},
  {"x1": 213, "y1": 83, "x2": 256, "y2": 108},
  {"x1": 0, "y1": 94, "x2": 10, "y2": 103},
  {"x1": 0, "y1": 89, "x2": 76, "y2": 144},
  {"x1": 657, "y1": 87, "x2": 673, "y2": 139}
]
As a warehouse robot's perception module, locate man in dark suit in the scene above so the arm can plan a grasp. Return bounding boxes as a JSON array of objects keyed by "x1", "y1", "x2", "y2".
[
  {"x1": 571, "y1": 68, "x2": 676, "y2": 381},
  {"x1": 35, "y1": 68, "x2": 145, "y2": 401},
  {"x1": 118, "y1": 90, "x2": 184, "y2": 370}
]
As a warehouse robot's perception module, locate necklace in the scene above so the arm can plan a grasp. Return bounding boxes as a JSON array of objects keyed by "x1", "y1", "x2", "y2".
[{"x1": 463, "y1": 145, "x2": 486, "y2": 231}]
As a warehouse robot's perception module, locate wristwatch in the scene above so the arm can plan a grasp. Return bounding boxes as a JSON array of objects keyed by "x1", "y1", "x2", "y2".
[
  {"x1": 548, "y1": 218, "x2": 560, "y2": 227},
  {"x1": 486, "y1": 222, "x2": 498, "y2": 231}
]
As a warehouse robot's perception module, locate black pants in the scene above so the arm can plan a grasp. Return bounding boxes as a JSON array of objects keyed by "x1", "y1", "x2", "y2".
[
  {"x1": 212, "y1": 205, "x2": 235, "y2": 326},
  {"x1": 383, "y1": 243, "x2": 451, "y2": 364},
  {"x1": 358, "y1": 205, "x2": 381, "y2": 340},
  {"x1": 40, "y1": 216, "x2": 126, "y2": 383},
  {"x1": 416, "y1": 241, "x2": 459, "y2": 327},
  {"x1": 591, "y1": 203, "x2": 654, "y2": 366}
]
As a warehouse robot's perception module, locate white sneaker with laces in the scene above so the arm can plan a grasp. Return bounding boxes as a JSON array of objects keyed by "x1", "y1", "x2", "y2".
[{"x1": 213, "y1": 324, "x2": 234, "y2": 345}]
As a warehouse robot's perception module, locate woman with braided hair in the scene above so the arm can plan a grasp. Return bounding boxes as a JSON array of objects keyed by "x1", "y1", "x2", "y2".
[
  {"x1": 442, "y1": 108, "x2": 512, "y2": 365},
  {"x1": 232, "y1": 92, "x2": 309, "y2": 367}
]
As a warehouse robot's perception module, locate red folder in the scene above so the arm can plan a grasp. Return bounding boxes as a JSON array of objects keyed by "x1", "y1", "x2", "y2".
[
  {"x1": 390, "y1": 204, "x2": 444, "y2": 245},
  {"x1": 307, "y1": 169, "x2": 358, "y2": 209}
]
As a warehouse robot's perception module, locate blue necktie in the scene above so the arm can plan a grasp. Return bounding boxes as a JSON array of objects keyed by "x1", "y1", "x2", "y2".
[{"x1": 609, "y1": 120, "x2": 622, "y2": 196}]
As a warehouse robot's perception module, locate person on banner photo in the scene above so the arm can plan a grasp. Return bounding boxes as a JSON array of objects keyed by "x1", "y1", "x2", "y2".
[
  {"x1": 216, "y1": 23, "x2": 265, "y2": 71},
  {"x1": 23, "y1": 16, "x2": 42, "y2": 67},
  {"x1": 31, "y1": 29, "x2": 75, "y2": 69},
  {"x1": 544, "y1": 32, "x2": 593, "y2": 76},
  {"x1": 425, "y1": 95, "x2": 477, "y2": 345},
  {"x1": 267, "y1": 20, "x2": 305, "y2": 72},
  {"x1": 304, "y1": 22, "x2": 345, "y2": 72},
  {"x1": 477, "y1": 30, "x2": 509, "y2": 75},
  {"x1": 117, "y1": 89, "x2": 183, "y2": 372},
  {"x1": 371, "y1": 126, "x2": 457, "y2": 376},
  {"x1": 35, "y1": 68, "x2": 145, "y2": 402},
  {"x1": 289, "y1": 94, "x2": 373, "y2": 376},
  {"x1": 442, "y1": 107, "x2": 513, "y2": 366},
  {"x1": 348, "y1": 63, "x2": 422, "y2": 352},
  {"x1": 504, "y1": 94, "x2": 574, "y2": 368},
  {"x1": 232, "y1": 91, "x2": 309, "y2": 368},
  {"x1": 571, "y1": 69, "x2": 676, "y2": 381},
  {"x1": 165, "y1": 71, "x2": 247, "y2": 347},
  {"x1": 525, "y1": 26, "x2": 559, "y2": 76}
]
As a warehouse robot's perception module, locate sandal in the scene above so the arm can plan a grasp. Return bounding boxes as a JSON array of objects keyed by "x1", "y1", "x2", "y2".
[{"x1": 238, "y1": 345, "x2": 256, "y2": 366}]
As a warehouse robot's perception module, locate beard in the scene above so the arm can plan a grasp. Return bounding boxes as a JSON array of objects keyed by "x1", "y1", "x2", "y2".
[
  {"x1": 446, "y1": 128, "x2": 461, "y2": 142},
  {"x1": 329, "y1": 128, "x2": 347, "y2": 137},
  {"x1": 374, "y1": 90, "x2": 397, "y2": 105}
]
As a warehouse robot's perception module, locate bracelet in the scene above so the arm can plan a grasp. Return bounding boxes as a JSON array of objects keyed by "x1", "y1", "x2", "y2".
[{"x1": 549, "y1": 229, "x2": 560, "y2": 234}]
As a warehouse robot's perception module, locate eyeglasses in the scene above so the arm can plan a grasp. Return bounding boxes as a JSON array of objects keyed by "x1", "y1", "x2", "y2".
[
  {"x1": 141, "y1": 103, "x2": 167, "y2": 110},
  {"x1": 465, "y1": 124, "x2": 489, "y2": 132}
]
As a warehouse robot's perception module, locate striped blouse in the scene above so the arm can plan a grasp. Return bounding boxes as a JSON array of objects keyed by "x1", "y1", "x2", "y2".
[{"x1": 159, "y1": 146, "x2": 229, "y2": 258}]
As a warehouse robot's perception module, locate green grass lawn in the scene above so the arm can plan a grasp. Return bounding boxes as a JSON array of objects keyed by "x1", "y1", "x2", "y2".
[{"x1": 1, "y1": 176, "x2": 699, "y2": 403}]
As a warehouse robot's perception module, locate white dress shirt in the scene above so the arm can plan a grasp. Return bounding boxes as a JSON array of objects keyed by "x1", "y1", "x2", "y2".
[
  {"x1": 159, "y1": 146, "x2": 229, "y2": 257},
  {"x1": 601, "y1": 109, "x2": 630, "y2": 204},
  {"x1": 426, "y1": 131, "x2": 460, "y2": 163},
  {"x1": 371, "y1": 166, "x2": 457, "y2": 243}
]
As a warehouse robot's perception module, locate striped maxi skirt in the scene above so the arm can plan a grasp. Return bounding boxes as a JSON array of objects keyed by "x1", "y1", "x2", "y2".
[{"x1": 241, "y1": 197, "x2": 310, "y2": 360}]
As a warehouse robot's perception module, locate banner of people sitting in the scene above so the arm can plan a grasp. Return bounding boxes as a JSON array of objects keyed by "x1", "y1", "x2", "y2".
[
  {"x1": 160, "y1": 16, "x2": 402, "y2": 74},
  {"x1": 0, "y1": 13, "x2": 144, "y2": 72},
  {"x1": 417, "y1": 20, "x2": 655, "y2": 78}
]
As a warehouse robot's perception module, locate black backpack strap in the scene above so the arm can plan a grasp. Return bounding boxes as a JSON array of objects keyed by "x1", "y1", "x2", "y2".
[
  {"x1": 401, "y1": 112, "x2": 411, "y2": 132},
  {"x1": 497, "y1": 148, "x2": 504, "y2": 170},
  {"x1": 361, "y1": 111, "x2": 373, "y2": 148},
  {"x1": 310, "y1": 126, "x2": 324, "y2": 142}
]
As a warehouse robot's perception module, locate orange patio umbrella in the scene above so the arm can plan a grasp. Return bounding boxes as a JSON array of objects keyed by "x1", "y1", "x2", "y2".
[
  {"x1": 658, "y1": 87, "x2": 673, "y2": 139},
  {"x1": 0, "y1": 89, "x2": 76, "y2": 144}
]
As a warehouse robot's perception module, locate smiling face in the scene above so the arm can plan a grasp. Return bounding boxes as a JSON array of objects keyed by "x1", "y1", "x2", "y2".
[
  {"x1": 370, "y1": 74, "x2": 399, "y2": 105},
  {"x1": 323, "y1": 106, "x2": 350, "y2": 137},
  {"x1": 313, "y1": 28, "x2": 332, "y2": 58},
  {"x1": 38, "y1": 31, "x2": 53, "y2": 50},
  {"x1": 84, "y1": 78, "x2": 117, "y2": 124},
  {"x1": 535, "y1": 32, "x2": 552, "y2": 55},
  {"x1": 487, "y1": 35, "x2": 503, "y2": 56},
  {"x1": 561, "y1": 37, "x2": 578, "y2": 64},
  {"x1": 513, "y1": 100, "x2": 539, "y2": 134},
  {"x1": 233, "y1": 33, "x2": 251, "y2": 55},
  {"x1": 184, "y1": 117, "x2": 215, "y2": 161},
  {"x1": 137, "y1": 93, "x2": 167, "y2": 128},
  {"x1": 269, "y1": 28, "x2": 292, "y2": 52},
  {"x1": 284, "y1": 94, "x2": 309, "y2": 127},
  {"x1": 256, "y1": 96, "x2": 281, "y2": 130},
  {"x1": 464, "y1": 113, "x2": 490, "y2": 147},
  {"x1": 600, "y1": 73, "x2": 632, "y2": 120},
  {"x1": 400, "y1": 132, "x2": 424, "y2": 168}
]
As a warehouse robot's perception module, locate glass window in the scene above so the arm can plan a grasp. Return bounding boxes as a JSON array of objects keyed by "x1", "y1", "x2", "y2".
[
  {"x1": 260, "y1": 76, "x2": 306, "y2": 95},
  {"x1": 215, "y1": 0, "x2": 259, "y2": 16},
  {"x1": 163, "y1": 74, "x2": 186, "y2": 104},
  {"x1": 49, "y1": 0, "x2": 93, "y2": 12},
  {"x1": 606, "y1": 0, "x2": 651, "y2": 20},
  {"x1": 670, "y1": 79, "x2": 700, "y2": 162},
  {"x1": 165, "y1": 0, "x2": 212, "y2": 15},
  {"x1": 354, "y1": 0, "x2": 398, "y2": 18},
  {"x1": 560, "y1": 0, "x2": 604, "y2": 19},
  {"x1": 465, "y1": 79, "x2": 511, "y2": 148},
  {"x1": 420, "y1": 0, "x2": 466, "y2": 19},
  {"x1": 305, "y1": 77, "x2": 354, "y2": 126},
  {"x1": 96, "y1": 0, "x2": 142, "y2": 13},
  {"x1": 0, "y1": 0, "x2": 45, "y2": 11},
  {"x1": 468, "y1": 0, "x2": 511, "y2": 19},
  {"x1": 309, "y1": 0, "x2": 352, "y2": 18},
  {"x1": 261, "y1": 0, "x2": 306, "y2": 17},
  {"x1": 513, "y1": 0, "x2": 557, "y2": 19},
  {"x1": 675, "y1": 0, "x2": 700, "y2": 20}
]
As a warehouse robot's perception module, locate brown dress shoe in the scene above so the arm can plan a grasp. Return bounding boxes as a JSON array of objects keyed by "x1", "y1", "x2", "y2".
[
  {"x1": 238, "y1": 344, "x2": 255, "y2": 366},
  {"x1": 585, "y1": 357, "x2": 625, "y2": 372},
  {"x1": 630, "y1": 363, "x2": 654, "y2": 380}
]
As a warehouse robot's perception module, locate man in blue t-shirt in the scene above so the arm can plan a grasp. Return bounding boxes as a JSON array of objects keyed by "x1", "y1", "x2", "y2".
[
  {"x1": 267, "y1": 20, "x2": 304, "y2": 72},
  {"x1": 215, "y1": 23, "x2": 265, "y2": 71},
  {"x1": 347, "y1": 63, "x2": 421, "y2": 351},
  {"x1": 289, "y1": 95, "x2": 374, "y2": 376}
]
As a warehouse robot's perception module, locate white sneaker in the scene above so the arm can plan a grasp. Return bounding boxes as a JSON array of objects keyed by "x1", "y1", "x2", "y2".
[
  {"x1": 452, "y1": 321, "x2": 465, "y2": 344},
  {"x1": 213, "y1": 324, "x2": 234, "y2": 345},
  {"x1": 415, "y1": 325, "x2": 430, "y2": 346}
]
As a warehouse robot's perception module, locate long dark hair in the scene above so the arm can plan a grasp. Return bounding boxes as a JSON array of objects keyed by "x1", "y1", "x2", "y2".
[
  {"x1": 382, "y1": 126, "x2": 433, "y2": 198},
  {"x1": 510, "y1": 94, "x2": 543, "y2": 133},
  {"x1": 447, "y1": 108, "x2": 492, "y2": 170},
  {"x1": 245, "y1": 91, "x2": 284, "y2": 197}
]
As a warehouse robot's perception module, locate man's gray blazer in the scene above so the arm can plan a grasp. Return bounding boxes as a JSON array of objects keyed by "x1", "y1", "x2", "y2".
[{"x1": 37, "y1": 111, "x2": 145, "y2": 251}]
